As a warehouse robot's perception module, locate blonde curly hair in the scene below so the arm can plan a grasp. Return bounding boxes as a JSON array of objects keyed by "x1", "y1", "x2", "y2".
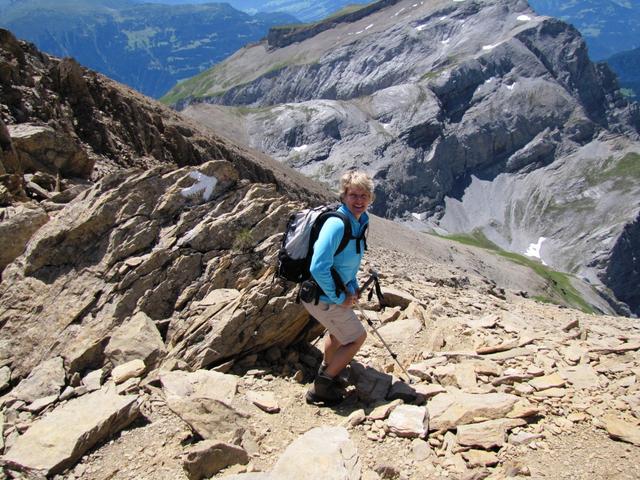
[{"x1": 339, "y1": 171, "x2": 375, "y2": 203}]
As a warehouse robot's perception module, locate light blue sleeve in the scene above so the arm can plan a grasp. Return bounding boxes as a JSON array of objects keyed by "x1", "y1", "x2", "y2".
[{"x1": 309, "y1": 217, "x2": 347, "y2": 304}]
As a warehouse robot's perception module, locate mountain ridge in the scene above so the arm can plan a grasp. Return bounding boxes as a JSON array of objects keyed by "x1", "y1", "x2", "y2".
[{"x1": 168, "y1": 0, "x2": 640, "y2": 315}]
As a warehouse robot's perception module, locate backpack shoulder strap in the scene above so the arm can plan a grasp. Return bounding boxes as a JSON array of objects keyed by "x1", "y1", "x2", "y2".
[{"x1": 333, "y1": 211, "x2": 352, "y2": 256}]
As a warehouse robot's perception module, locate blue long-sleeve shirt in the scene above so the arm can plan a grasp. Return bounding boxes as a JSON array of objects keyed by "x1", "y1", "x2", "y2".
[{"x1": 309, "y1": 204, "x2": 368, "y2": 304}]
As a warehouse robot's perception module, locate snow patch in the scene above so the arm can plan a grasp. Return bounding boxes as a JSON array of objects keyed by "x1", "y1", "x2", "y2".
[
  {"x1": 525, "y1": 237, "x2": 547, "y2": 264},
  {"x1": 412, "y1": 212, "x2": 428, "y2": 221},
  {"x1": 416, "y1": 24, "x2": 428, "y2": 31},
  {"x1": 292, "y1": 145, "x2": 308, "y2": 153},
  {"x1": 441, "y1": 38, "x2": 450, "y2": 44},
  {"x1": 365, "y1": 24, "x2": 374, "y2": 30},
  {"x1": 517, "y1": 14, "x2": 531, "y2": 21},
  {"x1": 395, "y1": 7, "x2": 406, "y2": 16},
  {"x1": 482, "y1": 44, "x2": 497, "y2": 51},
  {"x1": 507, "y1": 83, "x2": 517, "y2": 90},
  {"x1": 485, "y1": 77, "x2": 495, "y2": 84},
  {"x1": 356, "y1": 30, "x2": 364, "y2": 35}
]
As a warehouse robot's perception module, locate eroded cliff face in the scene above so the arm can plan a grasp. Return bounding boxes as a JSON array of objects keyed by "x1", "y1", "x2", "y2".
[{"x1": 175, "y1": 0, "x2": 640, "y2": 314}]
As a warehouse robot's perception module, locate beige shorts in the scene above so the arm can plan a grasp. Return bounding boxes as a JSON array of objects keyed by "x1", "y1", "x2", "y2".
[{"x1": 301, "y1": 300, "x2": 366, "y2": 345}]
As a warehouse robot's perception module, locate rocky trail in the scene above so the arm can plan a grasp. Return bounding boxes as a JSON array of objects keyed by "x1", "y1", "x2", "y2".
[{"x1": 3, "y1": 242, "x2": 639, "y2": 480}]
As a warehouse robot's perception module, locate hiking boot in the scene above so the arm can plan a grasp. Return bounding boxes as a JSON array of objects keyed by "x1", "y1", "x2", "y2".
[
  {"x1": 305, "y1": 374, "x2": 345, "y2": 406},
  {"x1": 318, "y1": 363, "x2": 351, "y2": 389}
]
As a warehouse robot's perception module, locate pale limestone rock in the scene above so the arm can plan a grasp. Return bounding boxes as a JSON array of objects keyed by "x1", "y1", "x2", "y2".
[
  {"x1": 380, "y1": 287, "x2": 418, "y2": 309},
  {"x1": 270, "y1": 426, "x2": 360, "y2": 479},
  {"x1": 368, "y1": 399, "x2": 403, "y2": 421},
  {"x1": 528, "y1": 372, "x2": 566, "y2": 391},
  {"x1": 196, "y1": 288, "x2": 240, "y2": 307},
  {"x1": 245, "y1": 390, "x2": 280, "y2": 414},
  {"x1": 508, "y1": 431, "x2": 545, "y2": 445},
  {"x1": 24, "y1": 394, "x2": 58, "y2": 413},
  {"x1": 8, "y1": 123, "x2": 92, "y2": 178},
  {"x1": 82, "y1": 369, "x2": 104, "y2": 392},
  {"x1": 558, "y1": 364, "x2": 600, "y2": 389},
  {"x1": 534, "y1": 387, "x2": 567, "y2": 398},
  {"x1": 457, "y1": 418, "x2": 526, "y2": 449},
  {"x1": 160, "y1": 369, "x2": 238, "y2": 406},
  {"x1": 455, "y1": 364, "x2": 478, "y2": 391},
  {"x1": 461, "y1": 449, "x2": 499, "y2": 467},
  {"x1": 411, "y1": 438, "x2": 432, "y2": 461},
  {"x1": 3, "y1": 387, "x2": 139, "y2": 476},
  {"x1": 473, "y1": 360, "x2": 503, "y2": 377},
  {"x1": 387, "y1": 404, "x2": 429, "y2": 438},
  {"x1": 413, "y1": 383, "x2": 447, "y2": 399},
  {"x1": 346, "y1": 409, "x2": 366, "y2": 427},
  {"x1": 380, "y1": 306, "x2": 402, "y2": 323},
  {"x1": 9, "y1": 356, "x2": 65, "y2": 403},
  {"x1": 160, "y1": 369, "x2": 246, "y2": 441},
  {"x1": 0, "y1": 203, "x2": 49, "y2": 271},
  {"x1": 376, "y1": 318, "x2": 422, "y2": 343},
  {"x1": 104, "y1": 311, "x2": 166, "y2": 369},
  {"x1": 111, "y1": 359, "x2": 145, "y2": 384},
  {"x1": 407, "y1": 362, "x2": 433, "y2": 381},
  {"x1": 563, "y1": 344, "x2": 587, "y2": 365},
  {"x1": 428, "y1": 390, "x2": 520, "y2": 431},
  {"x1": 465, "y1": 314, "x2": 498, "y2": 329},
  {"x1": 182, "y1": 440, "x2": 249, "y2": 480},
  {"x1": 604, "y1": 415, "x2": 640, "y2": 446}
]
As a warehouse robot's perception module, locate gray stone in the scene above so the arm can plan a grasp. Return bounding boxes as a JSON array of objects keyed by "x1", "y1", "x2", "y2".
[
  {"x1": 387, "y1": 404, "x2": 429, "y2": 438},
  {"x1": 428, "y1": 390, "x2": 520, "y2": 431},
  {"x1": 457, "y1": 418, "x2": 526, "y2": 449},
  {"x1": 270, "y1": 426, "x2": 360, "y2": 479},
  {"x1": 246, "y1": 390, "x2": 280, "y2": 414},
  {"x1": 9, "y1": 356, "x2": 65, "y2": 403},
  {"x1": 3, "y1": 387, "x2": 139, "y2": 476},
  {"x1": 104, "y1": 311, "x2": 166, "y2": 369},
  {"x1": 182, "y1": 440, "x2": 249, "y2": 480},
  {"x1": 0, "y1": 203, "x2": 49, "y2": 272},
  {"x1": 111, "y1": 359, "x2": 146, "y2": 384},
  {"x1": 375, "y1": 318, "x2": 422, "y2": 343},
  {"x1": 161, "y1": 369, "x2": 246, "y2": 441},
  {"x1": 604, "y1": 415, "x2": 640, "y2": 446}
]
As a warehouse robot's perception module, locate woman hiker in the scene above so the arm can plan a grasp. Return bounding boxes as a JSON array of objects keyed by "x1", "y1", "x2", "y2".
[{"x1": 301, "y1": 171, "x2": 374, "y2": 405}]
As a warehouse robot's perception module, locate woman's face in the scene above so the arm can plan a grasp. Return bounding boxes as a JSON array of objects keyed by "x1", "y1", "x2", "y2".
[{"x1": 344, "y1": 186, "x2": 371, "y2": 219}]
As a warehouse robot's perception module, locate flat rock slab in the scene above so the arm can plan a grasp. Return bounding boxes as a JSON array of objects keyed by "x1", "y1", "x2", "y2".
[
  {"x1": 387, "y1": 404, "x2": 429, "y2": 438},
  {"x1": 376, "y1": 318, "x2": 422, "y2": 343},
  {"x1": 246, "y1": 390, "x2": 280, "y2": 414},
  {"x1": 182, "y1": 440, "x2": 249, "y2": 480},
  {"x1": 457, "y1": 418, "x2": 526, "y2": 449},
  {"x1": 160, "y1": 369, "x2": 238, "y2": 405},
  {"x1": 528, "y1": 372, "x2": 566, "y2": 391},
  {"x1": 604, "y1": 415, "x2": 640, "y2": 446},
  {"x1": 3, "y1": 387, "x2": 140, "y2": 476},
  {"x1": 558, "y1": 364, "x2": 600, "y2": 389},
  {"x1": 270, "y1": 426, "x2": 360, "y2": 479},
  {"x1": 428, "y1": 390, "x2": 520, "y2": 431},
  {"x1": 8, "y1": 356, "x2": 65, "y2": 403}
]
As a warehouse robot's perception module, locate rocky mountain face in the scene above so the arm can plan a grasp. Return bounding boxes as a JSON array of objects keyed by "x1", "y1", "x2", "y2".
[
  {"x1": 527, "y1": 0, "x2": 640, "y2": 60},
  {"x1": 168, "y1": 0, "x2": 640, "y2": 316},
  {"x1": 606, "y1": 47, "x2": 640, "y2": 99},
  {"x1": 1, "y1": 24, "x2": 639, "y2": 480},
  {"x1": 0, "y1": 0, "x2": 297, "y2": 98}
]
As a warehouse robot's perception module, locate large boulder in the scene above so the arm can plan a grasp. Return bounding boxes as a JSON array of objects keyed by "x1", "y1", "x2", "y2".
[{"x1": 7, "y1": 123, "x2": 93, "y2": 178}]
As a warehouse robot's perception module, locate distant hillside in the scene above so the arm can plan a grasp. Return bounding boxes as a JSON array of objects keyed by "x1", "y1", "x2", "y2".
[
  {"x1": 0, "y1": 0, "x2": 297, "y2": 98},
  {"x1": 132, "y1": 0, "x2": 368, "y2": 22},
  {"x1": 606, "y1": 47, "x2": 640, "y2": 99},
  {"x1": 528, "y1": 0, "x2": 640, "y2": 60}
]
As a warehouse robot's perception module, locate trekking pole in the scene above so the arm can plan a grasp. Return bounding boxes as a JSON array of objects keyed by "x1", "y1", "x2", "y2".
[{"x1": 354, "y1": 300, "x2": 413, "y2": 385}]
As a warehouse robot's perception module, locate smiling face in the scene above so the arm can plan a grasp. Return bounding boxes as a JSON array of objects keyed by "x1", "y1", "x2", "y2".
[{"x1": 344, "y1": 186, "x2": 371, "y2": 219}]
